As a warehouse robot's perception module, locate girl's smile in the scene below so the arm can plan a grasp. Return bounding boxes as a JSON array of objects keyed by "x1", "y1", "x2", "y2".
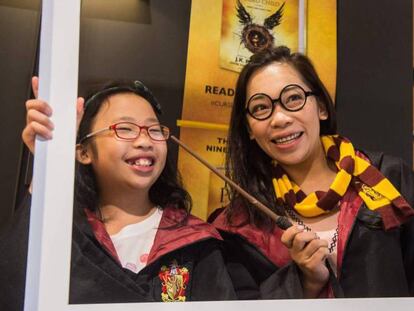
[{"x1": 125, "y1": 153, "x2": 156, "y2": 173}]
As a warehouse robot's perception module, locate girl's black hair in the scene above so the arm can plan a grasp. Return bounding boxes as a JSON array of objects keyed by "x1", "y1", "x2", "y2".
[
  {"x1": 74, "y1": 80, "x2": 192, "y2": 218},
  {"x1": 225, "y1": 46, "x2": 337, "y2": 230}
]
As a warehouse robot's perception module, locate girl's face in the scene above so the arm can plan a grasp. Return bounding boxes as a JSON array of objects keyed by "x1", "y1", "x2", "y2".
[
  {"x1": 79, "y1": 93, "x2": 167, "y2": 194},
  {"x1": 246, "y1": 62, "x2": 328, "y2": 168}
]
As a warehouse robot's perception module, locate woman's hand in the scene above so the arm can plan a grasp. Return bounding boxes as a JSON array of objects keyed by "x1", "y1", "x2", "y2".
[
  {"x1": 21, "y1": 76, "x2": 85, "y2": 154},
  {"x1": 281, "y1": 225, "x2": 329, "y2": 298}
]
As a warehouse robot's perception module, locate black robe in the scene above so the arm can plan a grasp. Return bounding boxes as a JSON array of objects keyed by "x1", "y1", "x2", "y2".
[
  {"x1": 0, "y1": 195, "x2": 236, "y2": 311},
  {"x1": 213, "y1": 151, "x2": 414, "y2": 299}
]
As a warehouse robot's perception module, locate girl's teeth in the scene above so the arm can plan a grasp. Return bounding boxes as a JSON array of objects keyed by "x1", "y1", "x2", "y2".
[{"x1": 275, "y1": 133, "x2": 300, "y2": 144}]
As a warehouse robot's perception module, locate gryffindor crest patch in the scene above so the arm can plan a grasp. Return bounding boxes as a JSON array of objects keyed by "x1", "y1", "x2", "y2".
[{"x1": 158, "y1": 260, "x2": 189, "y2": 302}]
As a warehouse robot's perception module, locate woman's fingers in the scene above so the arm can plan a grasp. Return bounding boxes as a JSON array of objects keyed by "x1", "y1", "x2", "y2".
[
  {"x1": 282, "y1": 225, "x2": 331, "y2": 297},
  {"x1": 299, "y1": 238, "x2": 329, "y2": 260},
  {"x1": 308, "y1": 245, "x2": 329, "y2": 265},
  {"x1": 290, "y1": 230, "x2": 319, "y2": 253},
  {"x1": 284, "y1": 228, "x2": 329, "y2": 268},
  {"x1": 281, "y1": 225, "x2": 305, "y2": 248}
]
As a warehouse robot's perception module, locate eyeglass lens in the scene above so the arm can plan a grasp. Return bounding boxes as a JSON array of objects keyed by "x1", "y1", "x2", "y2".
[
  {"x1": 114, "y1": 123, "x2": 169, "y2": 141},
  {"x1": 248, "y1": 85, "x2": 308, "y2": 119}
]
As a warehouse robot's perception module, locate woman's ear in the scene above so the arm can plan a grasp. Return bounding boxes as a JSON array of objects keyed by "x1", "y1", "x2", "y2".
[
  {"x1": 75, "y1": 144, "x2": 92, "y2": 164},
  {"x1": 248, "y1": 127, "x2": 255, "y2": 140},
  {"x1": 318, "y1": 102, "x2": 328, "y2": 120},
  {"x1": 245, "y1": 121, "x2": 255, "y2": 140}
]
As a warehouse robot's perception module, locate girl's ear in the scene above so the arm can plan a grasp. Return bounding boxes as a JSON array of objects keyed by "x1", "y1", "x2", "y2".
[{"x1": 75, "y1": 144, "x2": 92, "y2": 164}]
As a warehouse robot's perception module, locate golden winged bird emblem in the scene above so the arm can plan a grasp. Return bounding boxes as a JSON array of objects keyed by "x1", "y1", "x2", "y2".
[{"x1": 237, "y1": 0, "x2": 285, "y2": 53}]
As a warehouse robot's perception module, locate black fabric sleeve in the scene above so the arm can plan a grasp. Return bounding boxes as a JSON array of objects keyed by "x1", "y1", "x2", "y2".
[
  {"x1": 259, "y1": 261, "x2": 304, "y2": 299},
  {"x1": 219, "y1": 231, "x2": 304, "y2": 299},
  {"x1": 370, "y1": 152, "x2": 414, "y2": 296},
  {"x1": 393, "y1": 155, "x2": 414, "y2": 296},
  {"x1": 401, "y1": 213, "x2": 414, "y2": 295},
  {"x1": 189, "y1": 239, "x2": 237, "y2": 301}
]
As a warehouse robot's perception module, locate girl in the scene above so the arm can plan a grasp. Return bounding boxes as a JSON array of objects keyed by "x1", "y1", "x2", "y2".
[
  {"x1": 212, "y1": 46, "x2": 414, "y2": 298},
  {"x1": 0, "y1": 78, "x2": 236, "y2": 310}
]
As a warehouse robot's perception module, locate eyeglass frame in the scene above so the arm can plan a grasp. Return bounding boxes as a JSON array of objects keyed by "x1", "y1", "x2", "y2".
[
  {"x1": 245, "y1": 84, "x2": 316, "y2": 121},
  {"x1": 78, "y1": 122, "x2": 170, "y2": 144}
]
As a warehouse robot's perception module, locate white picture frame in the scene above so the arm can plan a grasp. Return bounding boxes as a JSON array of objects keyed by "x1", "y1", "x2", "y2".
[{"x1": 24, "y1": 1, "x2": 414, "y2": 311}]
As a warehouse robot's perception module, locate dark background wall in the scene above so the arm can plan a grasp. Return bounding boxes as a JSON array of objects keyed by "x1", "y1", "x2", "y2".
[
  {"x1": 0, "y1": 1, "x2": 40, "y2": 233},
  {"x1": 336, "y1": 0, "x2": 412, "y2": 164},
  {"x1": 0, "y1": 0, "x2": 412, "y2": 232},
  {"x1": 77, "y1": 0, "x2": 191, "y2": 162}
]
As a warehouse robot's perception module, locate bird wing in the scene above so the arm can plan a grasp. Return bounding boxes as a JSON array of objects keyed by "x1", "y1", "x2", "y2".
[
  {"x1": 263, "y1": 2, "x2": 285, "y2": 29},
  {"x1": 236, "y1": 0, "x2": 252, "y2": 25}
]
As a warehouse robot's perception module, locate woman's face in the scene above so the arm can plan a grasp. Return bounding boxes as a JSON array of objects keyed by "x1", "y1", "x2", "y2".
[
  {"x1": 80, "y1": 93, "x2": 167, "y2": 194},
  {"x1": 245, "y1": 62, "x2": 328, "y2": 168}
]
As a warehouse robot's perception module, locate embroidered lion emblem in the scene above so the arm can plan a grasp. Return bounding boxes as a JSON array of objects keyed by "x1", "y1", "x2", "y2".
[{"x1": 159, "y1": 260, "x2": 189, "y2": 302}]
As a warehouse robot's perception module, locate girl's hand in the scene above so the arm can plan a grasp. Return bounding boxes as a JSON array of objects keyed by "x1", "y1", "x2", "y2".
[
  {"x1": 281, "y1": 225, "x2": 329, "y2": 298},
  {"x1": 21, "y1": 76, "x2": 85, "y2": 154}
]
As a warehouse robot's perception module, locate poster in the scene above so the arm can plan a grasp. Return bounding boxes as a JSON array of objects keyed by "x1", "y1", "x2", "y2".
[
  {"x1": 220, "y1": 0, "x2": 301, "y2": 72},
  {"x1": 178, "y1": 0, "x2": 337, "y2": 220}
]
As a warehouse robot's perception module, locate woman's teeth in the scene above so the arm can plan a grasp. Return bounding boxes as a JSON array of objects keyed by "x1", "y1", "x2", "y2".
[
  {"x1": 129, "y1": 158, "x2": 153, "y2": 167},
  {"x1": 274, "y1": 132, "x2": 301, "y2": 144}
]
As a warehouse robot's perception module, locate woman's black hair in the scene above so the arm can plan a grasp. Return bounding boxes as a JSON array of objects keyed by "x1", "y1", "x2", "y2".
[
  {"x1": 74, "y1": 80, "x2": 192, "y2": 218},
  {"x1": 225, "y1": 46, "x2": 337, "y2": 230}
]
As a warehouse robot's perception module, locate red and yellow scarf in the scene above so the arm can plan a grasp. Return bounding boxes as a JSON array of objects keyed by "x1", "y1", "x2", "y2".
[{"x1": 272, "y1": 135, "x2": 414, "y2": 230}]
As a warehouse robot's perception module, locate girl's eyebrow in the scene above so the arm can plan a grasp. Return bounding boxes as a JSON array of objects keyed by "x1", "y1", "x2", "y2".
[{"x1": 112, "y1": 116, "x2": 159, "y2": 124}]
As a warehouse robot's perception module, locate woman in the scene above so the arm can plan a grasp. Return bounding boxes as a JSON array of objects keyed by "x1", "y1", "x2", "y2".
[{"x1": 212, "y1": 46, "x2": 414, "y2": 298}]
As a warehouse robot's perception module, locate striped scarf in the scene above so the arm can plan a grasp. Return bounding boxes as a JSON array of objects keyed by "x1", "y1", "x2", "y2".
[{"x1": 272, "y1": 135, "x2": 414, "y2": 230}]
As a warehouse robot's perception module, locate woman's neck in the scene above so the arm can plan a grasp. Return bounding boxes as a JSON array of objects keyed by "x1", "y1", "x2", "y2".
[
  {"x1": 98, "y1": 189, "x2": 156, "y2": 235},
  {"x1": 282, "y1": 144, "x2": 337, "y2": 194}
]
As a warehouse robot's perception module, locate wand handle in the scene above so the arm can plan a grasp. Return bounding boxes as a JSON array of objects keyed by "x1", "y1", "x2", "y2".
[{"x1": 170, "y1": 135, "x2": 292, "y2": 229}]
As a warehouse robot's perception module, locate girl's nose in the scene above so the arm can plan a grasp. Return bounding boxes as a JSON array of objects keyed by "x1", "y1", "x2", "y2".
[{"x1": 132, "y1": 129, "x2": 153, "y2": 149}]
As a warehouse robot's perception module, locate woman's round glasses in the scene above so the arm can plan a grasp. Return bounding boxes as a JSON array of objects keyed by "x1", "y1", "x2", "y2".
[
  {"x1": 79, "y1": 122, "x2": 170, "y2": 144},
  {"x1": 246, "y1": 84, "x2": 316, "y2": 120}
]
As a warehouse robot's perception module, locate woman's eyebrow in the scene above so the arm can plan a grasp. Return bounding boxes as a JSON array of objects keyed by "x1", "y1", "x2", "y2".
[{"x1": 251, "y1": 94, "x2": 267, "y2": 98}]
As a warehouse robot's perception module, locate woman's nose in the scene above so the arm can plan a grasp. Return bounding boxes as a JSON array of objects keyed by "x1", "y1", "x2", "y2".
[{"x1": 269, "y1": 104, "x2": 293, "y2": 128}]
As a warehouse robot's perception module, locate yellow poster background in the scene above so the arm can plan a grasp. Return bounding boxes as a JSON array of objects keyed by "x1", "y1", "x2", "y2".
[{"x1": 178, "y1": 0, "x2": 337, "y2": 220}]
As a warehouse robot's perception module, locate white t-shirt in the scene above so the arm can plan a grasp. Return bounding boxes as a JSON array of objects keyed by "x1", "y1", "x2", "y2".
[{"x1": 110, "y1": 208, "x2": 163, "y2": 274}]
